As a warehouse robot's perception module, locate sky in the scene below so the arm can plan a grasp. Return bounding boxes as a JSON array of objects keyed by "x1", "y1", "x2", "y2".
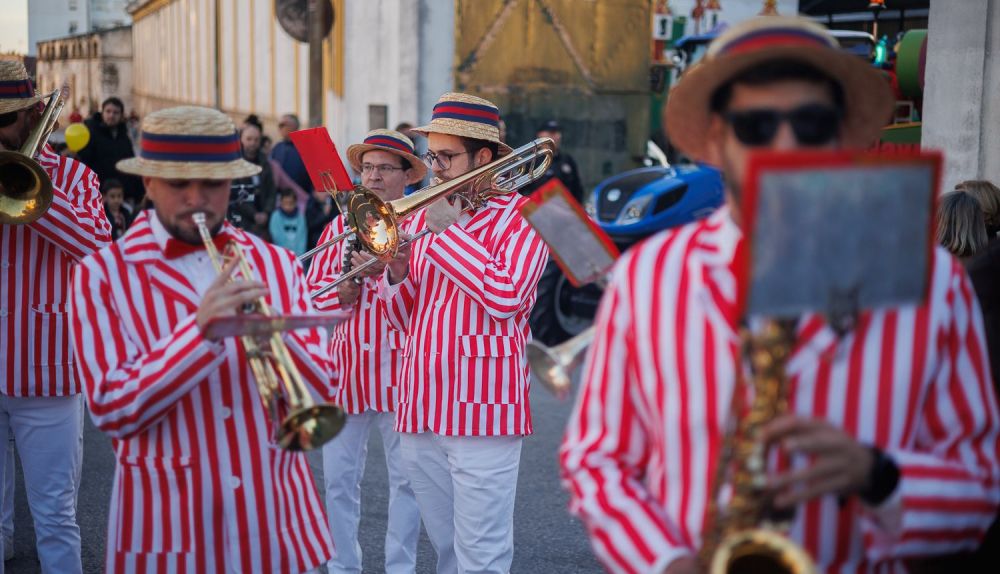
[{"x1": 0, "y1": 0, "x2": 29, "y2": 54}]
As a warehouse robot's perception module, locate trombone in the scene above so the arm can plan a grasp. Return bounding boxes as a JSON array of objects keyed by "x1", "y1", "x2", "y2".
[
  {"x1": 309, "y1": 138, "x2": 556, "y2": 299},
  {"x1": 193, "y1": 213, "x2": 345, "y2": 451},
  {"x1": 527, "y1": 326, "x2": 595, "y2": 400},
  {"x1": 0, "y1": 88, "x2": 64, "y2": 225}
]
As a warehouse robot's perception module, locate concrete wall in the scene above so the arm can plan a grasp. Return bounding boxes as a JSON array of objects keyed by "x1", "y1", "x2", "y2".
[
  {"x1": 324, "y1": 0, "x2": 425, "y2": 156},
  {"x1": 922, "y1": 0, "x2": 1000, "y2": 191},
  {"x1": 417, "y1": 0, "x2": 456, "y2": 134},
  {"x1": 35, "y1": 26, "x2": 134, "y2": 119}
]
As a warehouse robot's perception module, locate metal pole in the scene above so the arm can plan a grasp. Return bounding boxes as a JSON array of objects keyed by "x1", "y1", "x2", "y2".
[{"x1": 308, "y1": 0, "x2": 326, "y2": 128}]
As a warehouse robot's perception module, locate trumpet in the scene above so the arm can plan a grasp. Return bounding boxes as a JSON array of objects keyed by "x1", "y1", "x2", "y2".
[
  {"x1": 0, "y1": 88, "x2": 64, "y2": 225},
  {"x1": 193, "y1": 213, "x2": 345, "y2": 451},
  {"x1": 308, "y1": 138, "x2": 555, "y2": 298},
  {"x1": 526, "y1": 326, "x2": 595, "y2": 400}
]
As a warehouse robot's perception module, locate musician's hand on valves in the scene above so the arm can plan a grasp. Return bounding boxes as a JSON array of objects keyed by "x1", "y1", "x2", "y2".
[
  {"x1": 761, "y1": 415, "x2": 875, "y2": 508},
  {"x1": 386, "y1": 233, "x2": 412, "y2": 285},
  {"x1": 426, "y1": 197, "x2": 463, "y2": 235},
  {"x1": 196, "y1": 257, "x2": 269, "y2": 341},
  {"x1": 352, "y1": 251, "x2": 385, "y2": 278}
]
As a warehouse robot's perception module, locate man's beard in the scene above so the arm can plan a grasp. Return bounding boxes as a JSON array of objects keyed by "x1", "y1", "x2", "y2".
[{"x1": 158, "y1": 209, "x2": 224, "y2": 245}]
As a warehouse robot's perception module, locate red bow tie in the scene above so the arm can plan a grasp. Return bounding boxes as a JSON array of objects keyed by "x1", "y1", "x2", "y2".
[{"x1": 163, "y1": 232, "x2": 232, "y2": 260}]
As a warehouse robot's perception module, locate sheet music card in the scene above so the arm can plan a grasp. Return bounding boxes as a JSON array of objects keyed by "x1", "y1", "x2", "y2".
[
  {"x1": 519, "y1": 179, "x2": 619, "y2": 286},
  {"x1": 739, "y1": 150, "x2": 942, "y2": 321}
]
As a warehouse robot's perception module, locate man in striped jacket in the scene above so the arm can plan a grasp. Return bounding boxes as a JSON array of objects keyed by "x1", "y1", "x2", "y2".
[
  {"x1": 0, "y1": 61, "x2": 111, "y2": 572},
  {"x1": 306, "y1": 129, "x2": 424, "y2": 574},
  {"x1": 560, "y1": 16, "x2": 1000, "y2": 574},
  {"x1": 70, "y1": 106, "x2": 337, "y2": 574},
  {"x1": 380, "y1": 93, "x2": 549, "y2": 573}
]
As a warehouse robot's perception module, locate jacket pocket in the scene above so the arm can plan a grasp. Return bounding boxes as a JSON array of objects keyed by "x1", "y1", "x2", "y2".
[
  {"x1": 28, "y1": 303, "x2": 73, "y2": 367},
  {"x1": 115, "y1": 456, "x2": 197, "y2": 554},
  {"x1": 455, "y1": 335, "x2": 523, "y2": 405}
]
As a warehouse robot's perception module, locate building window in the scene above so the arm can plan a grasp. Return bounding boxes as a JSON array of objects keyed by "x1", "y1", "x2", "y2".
[
  {"x1": 69, "y1": 0, "x2": 78, "y2": 10},
  {"x1": 69, "y1": 22, "x2": 78, "y2": 35}
]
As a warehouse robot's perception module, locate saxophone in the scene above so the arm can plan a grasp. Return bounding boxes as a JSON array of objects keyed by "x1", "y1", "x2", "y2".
[{"x1": 699, "y1": 319, "x2": 817, "y2": 574}]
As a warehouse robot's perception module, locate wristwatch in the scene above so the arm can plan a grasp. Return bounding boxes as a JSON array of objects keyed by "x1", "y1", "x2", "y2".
[{"x1": 858, "y1": 446, "x2": 900, "y2": 506}]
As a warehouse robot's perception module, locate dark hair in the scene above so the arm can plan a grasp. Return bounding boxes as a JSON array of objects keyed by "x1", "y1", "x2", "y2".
[
  {"x1": 243, "y1": 114, "x2": 263, "y2": 131},
  {"x1": 459, "y1": 136, "x2": 498, "y2": 163},
  {"x1": 709, "y1": 60, "x2": 846, "y2": 115},
  {"x1": 278, "y1": 188, "x2": 296, "y2": 200},
  {"x1": 937, "y1": 190, "x2": 989, "y2": 258},
  {"x1": 280, "y1": 114, "x2": 300, "y2": 129},
  {"x1": 394, "y1": 122, "x2": 414, "y2": 131},
  {"x1": 101, "y1": 97, "x2": 125, "y2": 113},
  {"x1": 101, "y1": 178, "x2": 124, "y2": 194}
]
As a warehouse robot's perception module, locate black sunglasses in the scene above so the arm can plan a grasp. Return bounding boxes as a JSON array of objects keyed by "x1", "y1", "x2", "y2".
[{"x1": 723, "y1": 104, "x2": 841, "y2": 147}]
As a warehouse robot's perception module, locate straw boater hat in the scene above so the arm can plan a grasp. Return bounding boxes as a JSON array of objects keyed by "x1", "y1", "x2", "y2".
[
  {"x1": 412, "y1": 92, "x2": 513, "y2": 157},
  {"x1": 116, "y1": 106, "x2": 261, "y2": 179},
  {"x1": 666, "y1": 16, "x2": 895, "y2": 163},
  {"x1": 0, "y1": 61, "x2": 45, "y2": 115},
  {"x1": 346, "y1": 129, "x2": 427, "y2": 184}
]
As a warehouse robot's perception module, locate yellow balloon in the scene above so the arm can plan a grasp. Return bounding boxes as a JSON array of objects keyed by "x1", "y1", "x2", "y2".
[{"x1": 65, "y1": 122, "x2": 90, "y2": 152}]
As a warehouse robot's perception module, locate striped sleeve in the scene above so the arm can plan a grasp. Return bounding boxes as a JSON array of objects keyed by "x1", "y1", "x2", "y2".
[
  {"x1": 29, "y1": 149, "x2": 112, "y2": 261},
  {"x1": 865, "y1": 260, "x2": 1000, "y2": 559},
  {"x1": 559, "y1": 254, "x2": 691, "y2": 574},
  {"x1": 305, "y1": 217, "x2": 346, "y2": 312},
  {"x1": 423, "y1": 210, "x2": 549, "y2": 320},
  {"x1": 70, "y1": 251, "x2": 226, "y2": 440},
  {"x1": 282, "y1": 251, "x2": 336, "y2": 402}
]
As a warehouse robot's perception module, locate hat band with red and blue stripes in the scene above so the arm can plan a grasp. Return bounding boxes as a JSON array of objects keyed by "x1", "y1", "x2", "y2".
[
  {"x1": 0, "y1": 79, "x2": 35, "y2": 100},
  {"x1": 431, "y1": 100, "x2": 500, "y2": 128},
  {"x1": 140, "y1": 131, "x2": 241, "y2": 162},
  {"x1": 720, "y1": 27, "x2": 833, "y2": 56},
  {"x1": 364, "y1": 134, "x2": 414, "y2": 155}
]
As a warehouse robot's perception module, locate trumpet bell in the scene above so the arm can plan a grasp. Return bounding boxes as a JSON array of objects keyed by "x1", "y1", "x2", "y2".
[
  {"x1": 278, "y1": 404, "x2": 347, "y2": 452},
  {"x1": 0, "y1": 150, "x2": 54, "y2": 225}
]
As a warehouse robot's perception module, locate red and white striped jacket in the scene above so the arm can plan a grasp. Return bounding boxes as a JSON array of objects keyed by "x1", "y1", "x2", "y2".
[
  {"x1": 378, "y1": 193, "x2": 549, "y2": 436},
  {"x1": 70, "y1": 212, "x2": 336, "y2": 574},
  {"x1": 560, "y1": 208, "x2": 1000, "y2": 574},
  {"x1": 306, "y1": 214, "x2": 416, "y2": 414},
  {"x1": 1, "y1": 144, "x2": 111, "y2": 396}
]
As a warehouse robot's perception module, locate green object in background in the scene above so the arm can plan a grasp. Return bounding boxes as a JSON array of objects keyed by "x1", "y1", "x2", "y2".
[{"x1": 896, "y1": 30, "x2": 928, "y2": 99}]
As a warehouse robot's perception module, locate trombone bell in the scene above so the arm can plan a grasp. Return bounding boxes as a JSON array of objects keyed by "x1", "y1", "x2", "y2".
[
  {"x1": 0, "y1": 152, "x2": 53, "y2": 225},
  {"x1": 527, "y1": 326, "x2": 595, "y2": 400},
  {"x1": 0, "y1": 88, "x2": 63, "y2": 225}
]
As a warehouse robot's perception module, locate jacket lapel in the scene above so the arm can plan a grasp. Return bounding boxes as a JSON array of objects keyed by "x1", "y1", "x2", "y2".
[{"x1": 120, "y1": 212, "x2": 201, "y2": 313}]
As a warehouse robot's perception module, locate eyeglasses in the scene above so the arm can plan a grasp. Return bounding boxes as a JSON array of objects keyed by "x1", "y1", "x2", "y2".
[
  {"x1": 723, "y1": 104, "x2": 841, "y2": 147},
  {"x1": 361, "y1": 163, "x2": 405, "y2": 175},
  {"x1": 421, "y1": 150, "x2": 472, "y2": 170}
]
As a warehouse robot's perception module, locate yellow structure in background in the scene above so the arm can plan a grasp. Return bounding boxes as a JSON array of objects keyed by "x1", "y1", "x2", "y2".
[{"x1": 454, "y1": 0, "x2": 651, "y2": 184}]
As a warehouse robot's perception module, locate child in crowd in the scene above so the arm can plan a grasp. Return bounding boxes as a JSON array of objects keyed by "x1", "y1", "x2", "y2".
[
  {"x1": 102, "y1": 179, "x2": 134, "y2": 240},
  {"x1": 269, "y1": 188, "x2": 307, "y2": 256}
]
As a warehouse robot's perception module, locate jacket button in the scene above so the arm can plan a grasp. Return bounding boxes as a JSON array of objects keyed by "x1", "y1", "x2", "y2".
[
  {"x1": 220, "y1": 407, "x2": 232, "y2": 419},
  {"x1": 229, "y1": 477, "x2": 241, "y2": 489}
]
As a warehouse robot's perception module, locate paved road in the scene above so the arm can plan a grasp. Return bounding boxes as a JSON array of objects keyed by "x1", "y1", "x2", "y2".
[{"x1": 8, "y1": 380, "x2": 604, "y2": 573}]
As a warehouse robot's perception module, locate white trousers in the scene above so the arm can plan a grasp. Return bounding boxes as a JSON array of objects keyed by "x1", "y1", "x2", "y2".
[
  {"x1": 0, "y1": 394, "x2": 83, "y2": 574},
  {"x1": 399, "y1": 433, "x2": 523, "y2": 574},
  {"x1": 323, "y1": 411, "x2": 420, "y2": 574}
]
